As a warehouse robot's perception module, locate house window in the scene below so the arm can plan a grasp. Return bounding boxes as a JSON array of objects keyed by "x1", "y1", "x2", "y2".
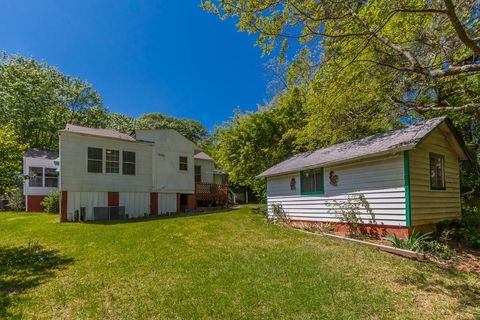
[
  {"x1": 106, "y1": 149, "x2": 120, "y2": 174},
  {"x1": 123, "y1": 151, "x2": 136, "y2": 175},
  {"x1": 430, "y1": 153, "x2": 445, "y2": 190},
  {"x1": 88, "y1": 147, "x2": 103, "y2": 173},
  {"x1": 301, "y1": 168, "x2": 324, "y2": 194},
  {"x1": 195, "y1": 165, "x2": 201, "y2": 182},
  {"x1": 29, "y1": 167, "x2": 43, "y2": 187},
  {"x1": 44, "y1": 168, "x2": 58, "y2": 187},
  {"x1": 179, "y1": 156, "x2": 188, "y2": 171}
]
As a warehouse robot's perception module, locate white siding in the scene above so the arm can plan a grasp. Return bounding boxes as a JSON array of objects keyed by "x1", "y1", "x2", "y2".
[
  {"x1": 158, "y1": 193, "x2": 177, "y2": 214},
  {"x1": 23, "y1": 157, "x2": 59, "y2": 196},
  {"x1": 194, "y1": 159, "x2": 215, "y2": 183},
  {"x1": 119, "y1": 192, "x2": 150, "y2": 218},
  {"x1": 135, "y1": 129, "x2": 196, "y2": 194},
  {"x1": 60, "y1": 133, "x2": 153, "y2": 193},
  {"x1": 267, "y1": 154, "x2": 407, "y2": 226},
  {"x1": 67, "y1": 191, "x2": 108, "y2": 221}
]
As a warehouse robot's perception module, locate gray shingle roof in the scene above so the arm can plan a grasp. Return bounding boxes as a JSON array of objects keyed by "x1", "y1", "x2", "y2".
[
  {"x1": 25, "y1": 149, "x2": 59, "y2": 159},
  {"x1": 62, "y1": 124, "x2": 136, "y2": 142},
  {"x1": 258, "y1": 116, "x2": 456, "y2": 178}
]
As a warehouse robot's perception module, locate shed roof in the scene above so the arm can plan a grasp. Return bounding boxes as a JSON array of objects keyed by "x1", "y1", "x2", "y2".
[
  {"x1": 61, "y1": 124, "x2": 136, "y2": 142},
  {"x1": 25, "y1": 149, "x2": 59, "y2": 160},
  {"x1": 258, "y1": 116, "x2": 471, "y2": 178},
  {"x1": 194, "y1": 151, "x2": 214, "y2": 161}
]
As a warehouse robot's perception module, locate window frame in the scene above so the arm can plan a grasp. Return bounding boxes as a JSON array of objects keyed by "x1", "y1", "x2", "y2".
[
  {"x1": 300, "y1": 167, "x2": 325, "y2": 195},
  {"x1": 28, "y1": 167, "x2": 44, "y2": 187},
  {"x1": 122, "y1": 151, "x2": 136, "y2": 176},
  {"x1": 105, "y1": 149, "x2": 120, "y2": 174},
  {"x1": 87, "y1": 147, "x2": 103, "y2": 173},
  {"x1": 429, "y1": 152, "x2": 446, "y2": 190},
  {"x1": 44, "y1": 168, "x2": 58, "y2": 187},
  {"x1": 179, "y1": 156, "x2": 188, "y2": 171}
]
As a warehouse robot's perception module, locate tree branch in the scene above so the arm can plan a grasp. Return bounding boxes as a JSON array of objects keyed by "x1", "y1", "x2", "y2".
[{"x1": 444, "y1": 0, "x2": 480, "y2": 54}]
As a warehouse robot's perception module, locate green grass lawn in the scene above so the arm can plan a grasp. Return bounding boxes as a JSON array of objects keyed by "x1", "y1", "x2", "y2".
[{"x1": 1, "y1": 206, "x2": 479, "y2": 319}]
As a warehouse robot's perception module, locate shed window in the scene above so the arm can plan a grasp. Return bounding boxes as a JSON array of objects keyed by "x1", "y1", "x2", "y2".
[
  {"x1": 301, "y1": 168, "x2": 324, "y2": 194},
  {"x1": 88, "y1": 147, "x2": 103, "y2": 173},
  {"x1": 195, "y1": 165, "x2": 201, "y2": 182},
  {"x1": 44, "y1": 168, "x2": 58, "y2": 187},
  {"x1": 122, "y1": 151, "x2": 136, "y2": 175},
  {"x1": 106, "y1": 149, "x2": 120, "y2": 174},
  {"x1": 179, "y1": 156, "x2": 188, "y2": 171},
  {"x1": 430, "y1": 153, "x2": 445, "y2": 190},
  {"x1": 29, "y1": 167, "x2": 43, "y2": 187}
]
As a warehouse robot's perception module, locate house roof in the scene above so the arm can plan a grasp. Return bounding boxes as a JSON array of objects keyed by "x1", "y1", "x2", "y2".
[
  {"x1": 25, "y1": 149, "x2": 59, "y2": 160},
  {"x1": 258, "y1": 116, "x2": 471, "y2": 178},
  {"x1": 194, "y1": 151, "x2": 214, "y2": 161},
  {"x1": 61, "y1": 124, "x2": 136, "y2": 142}
]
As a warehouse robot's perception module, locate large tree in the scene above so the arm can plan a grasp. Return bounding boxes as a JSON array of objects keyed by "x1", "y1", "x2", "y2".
[
  {"x1": 203, "y1": 0, "x2": 480, "y2": 113},
  {"x1": 0, "y1": 53, "x2": 106, "y2": 150},
  {"x1": 137, "y1": 112, "x2": 208, "y2": 143},
  {"x1": 0, "y1": 126, "x2": 27, "y2": 195}
]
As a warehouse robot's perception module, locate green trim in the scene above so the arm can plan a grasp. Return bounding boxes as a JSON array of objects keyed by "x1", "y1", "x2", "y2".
[
  {"x1": 300, "y1": 167, "x2": 325, "y2": 195},
  {"x1": 265, "y1": 178, "x2": 268, "y2": 213},
  {"x1": 403, "y1": 150, "x2": 411, "y2": 227}
]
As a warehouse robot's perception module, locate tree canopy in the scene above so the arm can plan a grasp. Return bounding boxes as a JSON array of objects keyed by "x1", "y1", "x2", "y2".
[{"x1": 0, "y1": 126, "x2": 27, "y2": 195}]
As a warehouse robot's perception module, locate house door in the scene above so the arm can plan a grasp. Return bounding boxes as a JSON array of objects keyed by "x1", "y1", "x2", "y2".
[{"x1": 195, "y1": 165, "x2": 201, "y2": 183}]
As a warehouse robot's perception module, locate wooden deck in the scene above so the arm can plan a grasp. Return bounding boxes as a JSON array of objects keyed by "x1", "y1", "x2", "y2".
[{"x1": 195, "y1": 182, "x2": 228, "y2": 203}]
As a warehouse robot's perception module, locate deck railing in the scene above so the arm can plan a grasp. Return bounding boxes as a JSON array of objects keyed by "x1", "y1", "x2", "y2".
[{"x1": 195, "y1": 182, "x2": 228, "y2": 202}]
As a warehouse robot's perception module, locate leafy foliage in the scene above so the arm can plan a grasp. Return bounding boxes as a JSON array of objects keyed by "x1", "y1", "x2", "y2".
[
  {"x1": 327, "y1": 193, "x2": 375, "y2": 237},
  {"x1": 386, "y1": 230, "x2": 453, "y2": 259},
  {"x1": 269, "y1": 202, "x2": 290, "y2": 224},
  {"x1": 212, "y1": 87, "x2": 307, "y2": 197},
  {"x1": 5, "y1": 189, "x2": 24, "y2": 211},
  {"x1": 0, "y1": 53, "x2": 106, "y2": 150},
  {"x1": 0, "y1": 126, "x2": 27, "y2": 195},
  {"x1": 41, "y1": 191, "x2": 60, "y2": 214}
]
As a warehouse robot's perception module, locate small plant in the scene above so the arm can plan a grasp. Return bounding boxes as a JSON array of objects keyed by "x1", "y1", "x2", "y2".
[
  {"x1": 41, "y1": 191, "x2": 60, "y2": 213},
  {"x1": 269, "y1": 202, "x2": 290, "y2": 224},
  {"x1": 386, "y1": 230, "x2": 453, "y2": 260},
  {"x1": 5, "y1": 189, "x2": 24, "y2": 211},
  {"x1": 327, "y1": 193, "x2": 375, "y2": 237},
  {"x1": 386, "y1": 230, "x2": 431, "y2": 252}
]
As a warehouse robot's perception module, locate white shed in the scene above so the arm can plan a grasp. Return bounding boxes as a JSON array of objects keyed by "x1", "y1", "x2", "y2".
[{"x1": 258, "y1": 117, "x2": 472, "y2": 237}]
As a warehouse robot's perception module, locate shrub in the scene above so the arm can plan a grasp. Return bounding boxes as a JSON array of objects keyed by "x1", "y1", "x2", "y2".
[
  {"x1": 386, "y1": 230, "x2": 453, "y2": 259},
  {"x1": 41, "y1": 191, "x2": 60, "y2": 213},
  {"x1": 269, "y1": 203, "x2": 290, "y2": 224},
  {"x1": 5, "y1": 189, "x2": 24, "y2": 211},
  {"x1": 327, "y1": 194, "x2": 375, "y2": 237}
]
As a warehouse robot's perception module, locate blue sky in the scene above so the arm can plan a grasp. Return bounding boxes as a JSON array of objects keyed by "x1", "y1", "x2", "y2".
[{"x1": 0, "y1": 0, "x2": 271, "y2": 131}]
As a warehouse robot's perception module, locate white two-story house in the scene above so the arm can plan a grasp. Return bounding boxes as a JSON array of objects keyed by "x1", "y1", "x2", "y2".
[{"x1": 58, "y1": 124, "x2": 227, "y2": 221}]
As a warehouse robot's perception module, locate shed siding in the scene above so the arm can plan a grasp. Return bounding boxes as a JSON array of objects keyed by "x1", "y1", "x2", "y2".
[
  {"x1": 267, "y1": 154, "x2": 407, "y2": 226},
  {"x1": 409, "y1": 128, "x2": 461, "y2": 225}
]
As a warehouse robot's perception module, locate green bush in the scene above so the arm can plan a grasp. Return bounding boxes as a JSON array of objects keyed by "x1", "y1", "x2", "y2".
[
  {"x1": 41, "y1": 191, "x2": 60, "y2": 213},
  {"x1": 434, "y1": 204, "x2": 480, "y2": 249},
  {"x1": 5, "y1": 189, "x2": 24, "y2": 211}
]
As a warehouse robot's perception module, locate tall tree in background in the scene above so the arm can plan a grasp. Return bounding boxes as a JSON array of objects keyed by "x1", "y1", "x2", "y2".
[
  {"x1": 0, "y1": 126, "x2": 27, "y2": 195},
  {"x1": 213, "y1": 87, "x2": 306, "y2": 195},
  {"x1": 137, "y1": 112, "x2": 208, "y2": 143},
  {"x1": 0, "y1": 53, "x2": 106, "y2": 150}
]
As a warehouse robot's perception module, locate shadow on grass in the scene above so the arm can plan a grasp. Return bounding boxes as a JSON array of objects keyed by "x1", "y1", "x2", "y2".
[
  {"x1": 0, "y1": 243, "x2": 74, "y2": 319},
  {"x1": 396, "y1": 268, "x2": 480, "y2": 311},
  {"x1": 87, "y1": 206, "x2": 238, "y2": 225}
]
